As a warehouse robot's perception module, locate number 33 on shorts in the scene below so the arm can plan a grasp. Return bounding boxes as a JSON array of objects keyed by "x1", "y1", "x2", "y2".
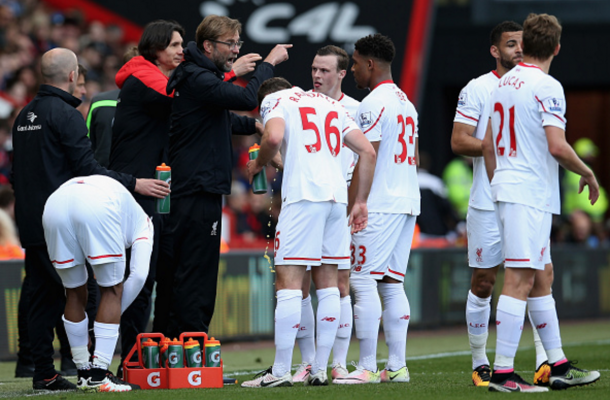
[{"x1": 350, "y1": 244, "x2": 366, "y2": 271}]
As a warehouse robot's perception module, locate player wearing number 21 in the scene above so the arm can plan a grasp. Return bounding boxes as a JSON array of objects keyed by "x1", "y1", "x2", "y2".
[
  {"x1": 241, "y1": 77, "x2": 376, "y2": 388},
  {"x1": 482, "y1": 13, "x2": 601, "y2": 392},
  {"x1": 334, "y1": 33, "x2": 420, "y2": 385}
]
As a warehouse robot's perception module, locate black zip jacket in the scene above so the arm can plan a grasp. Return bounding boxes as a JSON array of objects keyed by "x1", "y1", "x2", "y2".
[
  {"x1": 167, "y1": 41, "x2": 275, "y2": 197},
  {"x1": 87, "y1": 88, "x2": 119, "y2": 168},
  {"x1": 110, "y1": 56, "x2": 173, "y2": 215},
  {"x1": 11, "y1": 84, "x2": 136, "y2": 247}
]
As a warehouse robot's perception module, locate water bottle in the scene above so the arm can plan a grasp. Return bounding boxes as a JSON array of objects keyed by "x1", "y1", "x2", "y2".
[
  {"x1": 205, "y1": 337, "x2": 221, "y2": 367},
  {"x1": 248, "y1": 144, "x2": 268, "y2": 194},
  {"x1": 155, "y1": 163, "x2": 171, "y2": 214},
  {"x1": 184, "y1": 338, "x2": 202, "y2": 368}
]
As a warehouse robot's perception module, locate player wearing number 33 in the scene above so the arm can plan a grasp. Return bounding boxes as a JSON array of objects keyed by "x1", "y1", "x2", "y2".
[
  {"x1": 241, "y1": 77, "x2": 376, "y2": 388},
  {"x1": 335, "y1": 33, "x2": 420, "y2": 385},
  {"x1": 482, "y1": 13, "x2": 600, "y2": 392}
]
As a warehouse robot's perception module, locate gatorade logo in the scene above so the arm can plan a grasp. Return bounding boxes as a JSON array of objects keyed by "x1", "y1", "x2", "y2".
[
  {"x1": 188, "y1": 371, "x2": 201, "y2": 386},
  {"x1": 169, "y1": 352, "x2": 179, "y2": 365},
  {"x1": 147, "y1": 372, "x2": 161, "y2": 387},
  {"x1": 192, "y1": 352, "x2": 202, "y2": 364},
  {"x1": 211, "y1": 350, "x2": 220, "y2": 364}
]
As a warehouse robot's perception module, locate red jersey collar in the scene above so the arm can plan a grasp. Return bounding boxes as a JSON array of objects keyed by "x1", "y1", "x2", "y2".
[
  {"x1": 492, "y1": 70, "x2": 501, "y2": 79},
  {"x1": 518, "y1": 62, "x2": 543, "y2": 71},
  {"x1": 372, "y1": 80, "x2": 394, "y2": 91}
]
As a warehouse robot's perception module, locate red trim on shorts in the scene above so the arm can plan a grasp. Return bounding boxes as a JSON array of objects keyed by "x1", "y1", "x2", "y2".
[
  {"x1": 284, "y1": 257, "x2": 321, "y2": 262},
  {"x1": 388, "y1": 268, "x2": 405, "y2": 277},
  {"x1": 88, "y1": 254, "x2": 123, "y2": 260},
  {"x1": 323, "y1": 256, "x2": 350, "y2": 260},
  {"x1": 52, "y1": 259, "x2": 74, "y2": 265},
  {"x1": 370, "y1": 271, "x2": 385, "y2": 275},
  {"x1": 456, "y1": 110, "x2": 478, "y2": 122},
  {"x1": 363, "y1": 107, "x2": 385, "y2": 134},
  {"x1": 505, "y1": 258, "x2": 530, "y2": 262}
]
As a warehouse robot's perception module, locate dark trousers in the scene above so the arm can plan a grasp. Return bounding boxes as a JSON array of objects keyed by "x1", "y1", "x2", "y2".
[
  {"x1": 24, "y1": 246, "x2": 65, "y2": 381},
  {"x1": 120, "y1": 213, "x2": 172, "y2": 362},
  {"x1": 168, "y1": 192, "x2": 222, "y2": 337}
]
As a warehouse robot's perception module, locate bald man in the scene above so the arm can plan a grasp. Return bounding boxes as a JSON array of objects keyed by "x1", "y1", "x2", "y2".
[{"x1": 11, "y1": 48, "x2": 169, "y2": 392}]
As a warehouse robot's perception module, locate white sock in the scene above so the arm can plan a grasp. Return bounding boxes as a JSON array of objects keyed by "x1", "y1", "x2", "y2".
[
  {"x1": 528, "y1": 311, "x2": 549, "y2": 368},
  {"x1": 466, "y1": 290, "x2": 491, "y2": 369},
  {"x1": 527, "y1": 295, "x2": 565, "y2": 364},
  {"x1": 351, "y1": 277, "x2": 381, "y2": 372},
  {"x1": 62, "y1": 315, "x2": 91, "y2": 369},
  {"x1": 272, "y1": 289, "x2": 302, "y2": 377},
  {"x1": 332, "y1": 295, "x2": 352, "y2": 368},
  {"x1": 93, "y1": 321, "x2": 120, "y2": 370},
  {"x1": 493, "y1": 295, "x2": 526, "y2": 371},
  {"x1": 311, "y1": 287, "x2": 340, "y2": 374},
  {"x1": 378, "y1": 282, "x2": 409, "y2": 371},
  {"x1": 296, "y1": 295, "x2": 315, "y2": 365}
]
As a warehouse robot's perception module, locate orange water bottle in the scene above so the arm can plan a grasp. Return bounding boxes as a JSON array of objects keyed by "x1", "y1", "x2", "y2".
[{"x1": 205, "y1": 337, "x2": 221, "y2": 367}]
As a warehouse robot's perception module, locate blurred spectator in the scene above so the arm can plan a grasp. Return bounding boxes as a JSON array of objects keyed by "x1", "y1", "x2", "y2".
[
  {"x1": 0, "y1": 206, "x2": 22, "y2": 259},
  {"x1": 442, "y1": 156, "x2": 473, "y2": 221},
  {"x1": 564, "y1": 210, "x2": 599, "y2": 247}
]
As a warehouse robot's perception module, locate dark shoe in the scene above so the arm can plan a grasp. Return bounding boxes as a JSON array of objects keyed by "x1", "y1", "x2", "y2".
[
  {"x1": 533, "y1": 361, "x2": 551, "y2": 386},
  {"x1": 15, "y1": 361, "x2": 35, "y2": 378},
  {"x1": 550, "y1": 361, "x2": 600, "y2": 390},
  {"x1": 33, "y1": 374, "x2": 77, "y2": 391},
  {"x1": 489, "y1": 371, "x2": 548, "y2": 393},
  {"x1": 472, "y1": 364, "x2": 491, "y2": 387},
  {"x1": 61, "y1": 357, "x2": 77, "y2": 376}
]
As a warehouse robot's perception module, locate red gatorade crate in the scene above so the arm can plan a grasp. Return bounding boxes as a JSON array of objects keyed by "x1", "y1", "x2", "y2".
[
  {"x1": 166, "y1": 332, "x2": 223, "y2": 389},
  {"x1": 123, "y1": 333, "x2": 168, "y2": 389}
]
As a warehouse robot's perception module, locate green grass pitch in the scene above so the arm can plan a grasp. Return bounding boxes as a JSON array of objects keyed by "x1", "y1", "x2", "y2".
[{"x1": 1, "y1": 320, "x2": 608, "y2": 399}]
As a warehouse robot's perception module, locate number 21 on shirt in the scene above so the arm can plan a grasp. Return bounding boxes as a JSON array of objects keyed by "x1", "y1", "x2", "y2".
[{"x1": 494, "y1": 102, "x2": 517, "y2": 158}]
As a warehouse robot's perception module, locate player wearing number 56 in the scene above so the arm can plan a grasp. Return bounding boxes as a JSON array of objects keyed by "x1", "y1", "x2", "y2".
[{"x1": 241, "y1": 77, "x2": 375, "y2": 388}]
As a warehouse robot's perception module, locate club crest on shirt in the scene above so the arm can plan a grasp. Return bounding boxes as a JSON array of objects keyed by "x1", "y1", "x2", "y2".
[
  {"x1": 547, "y1": 98, "x2": 563, "y2": 113},
  {"x1": 359, "y1": 111, "x2": 373, "y2": 128},
  {"x1": 457, "y1": 90, "x2": 467, "y2": 107}
]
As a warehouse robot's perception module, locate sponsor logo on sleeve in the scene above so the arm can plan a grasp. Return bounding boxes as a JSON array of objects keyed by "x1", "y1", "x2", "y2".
[
  {"x1": 359, "y1": 111, "x2": 372, "y2": 129},
  {"x1": 547, "y1": 98, "x2": 563, "y2": 113}
]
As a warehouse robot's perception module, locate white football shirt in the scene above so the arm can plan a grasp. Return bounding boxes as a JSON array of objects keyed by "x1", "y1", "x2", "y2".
[
  {"x1": 260, "y1": 87, "x2": 359, "y2": 206},
  {"x1": 356, "y1": 81, "x2": 420, "y2": 215},
  {"x1": 490, "y1": 62, "x2": 566, "y2": 214},
  {"x1": 338, "y1": 93, "x2": 360, "y2": 184},
  {"x1": 454, "y1": 70, "x2": 500, "y2": 211}
]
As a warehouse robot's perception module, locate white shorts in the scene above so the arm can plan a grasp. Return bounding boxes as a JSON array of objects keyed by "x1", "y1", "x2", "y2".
[
  {"x1": 467, "y1": 207, "x2": 503, "y2": 268},
  {"x1": 55, "y1": 261, "x2": 126, "y2": 288},
  {"x1": 495, "y1": 202, "x2": 552, "y2": 270},
  {"x1": 274, "y1": 200, "x2": 350, "y2": 267},
  {"x1": 350, "y1": 213, "x2": 416, "y2": 282}
]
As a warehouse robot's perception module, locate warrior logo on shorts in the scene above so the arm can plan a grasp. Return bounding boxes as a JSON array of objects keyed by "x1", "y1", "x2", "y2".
[{"x1": 476, "y1": 248, "x2": 483, "y2": 263}]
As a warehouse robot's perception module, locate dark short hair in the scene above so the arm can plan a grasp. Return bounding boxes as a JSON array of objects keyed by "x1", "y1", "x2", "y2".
[
  {"x1": 523, "y1": 13, "x2": 562, "y2": 60},
  {"x1": 138, "y1": 20, "x2": 185, "y2": 64},
  {"x1": 258, "y1": 77, "x2": 292, "y2": 108},
  {"x1": 77, "y1": 63, "x2": 87, "y2": 78},
  {"x1": 316, "y1": 45, "x2": 349, "y2": 71},
  {"x1": 490, "y1": 21, "x2": 523, "y2": 46},
  {"x1": 354, "y1": 33, "x2": 395, "y2": 63}
]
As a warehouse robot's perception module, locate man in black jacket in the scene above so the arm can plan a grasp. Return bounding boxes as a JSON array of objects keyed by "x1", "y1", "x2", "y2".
[
  {"x1": 11, "y1": 47, "x2": 169, "y2": 391},
  {"x1": 166, "y1": 14, "x2": 290, "y2": 336}
]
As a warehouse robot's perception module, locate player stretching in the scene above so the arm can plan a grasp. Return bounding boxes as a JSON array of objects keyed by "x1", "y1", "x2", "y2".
[
  {"x1": 335, "y1": 33, "x2": 420, "y2": 385},
  {"x1": 451, "y1": 21, "x2": 551, "y2": 387},
  {"x1": 43, "y1": 175, "x2": 154, "y2": 392},
  {"x1": 293, "y1": 45, "x2": 360, "y2": 384},
  {"x1": 241, "y1": 77, "x2": 376, "y2": 387},
  {"x1": 483, "y1": 13, "x2": 601, "y2": 392}
]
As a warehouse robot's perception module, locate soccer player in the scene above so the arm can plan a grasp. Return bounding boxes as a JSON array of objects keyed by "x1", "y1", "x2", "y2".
[
  {"x1": 241, "y1": 77, "x2": 376, "y2": 387},
  {"x1": 335, "y1": 33, "x2": 419, "y2": 385},
  {"x1": 451, "y1": 21, "x2": 551, "y2": 387},
  {"x1": 293, "y1": 45, "x2": 360, "y2": 384},
  {"x1": 42, "y1": 175, "x2": 154, "y2": 392},
  {"x1": 482, "y1": 13, "x2": 601, "y2": 392}
]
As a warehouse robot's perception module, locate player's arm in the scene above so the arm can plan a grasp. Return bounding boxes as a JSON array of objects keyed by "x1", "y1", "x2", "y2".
[
  {"x1": 546, "y1": 126, "x2": 599, "y2": 205},
  {"x1": 345, "y1": 132, "x2": 377, "y2": 233},
  {"x1": 481, "y1": 118, "x2": 496, "y2": 182},
  {"x1": 451, "y1": 122, "x2": 482, "y2": 157},
  {"x1": 246, "y1": 117, "x2": 284, "y2": 181}
]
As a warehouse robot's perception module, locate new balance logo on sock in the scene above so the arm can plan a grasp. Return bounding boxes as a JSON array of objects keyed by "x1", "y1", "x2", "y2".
[
  {"x1": 299, "y1": 326, "x2": 307, "y2": 331},
  {"x1": 496, "y1": 321, "x2": 501, "y2": 325},
  {"x1": 400, "y1": 315, "x2": 410, "y2": 320},
  {"x1": 339, "y1": 323, "x2": 351, "y2": 329},
  {"x1": 536, "y1": 323, "x2": 547, "y2": 329},
  {"x1": 321, "y1": 317, "x2": 336, "y2": 322},
  {"x1": 292, "y1": 324, "x2": 300, "y2": 329}
]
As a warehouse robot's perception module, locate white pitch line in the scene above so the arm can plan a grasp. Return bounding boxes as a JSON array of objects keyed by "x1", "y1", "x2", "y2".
[{"x1": 224, "y1": 339, "x2": 610, "y2": 378}]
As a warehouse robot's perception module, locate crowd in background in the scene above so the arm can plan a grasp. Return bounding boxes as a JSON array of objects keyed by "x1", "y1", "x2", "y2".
[{"x1": 0, "y1": 0, "x2": 608, "y2": 254}]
